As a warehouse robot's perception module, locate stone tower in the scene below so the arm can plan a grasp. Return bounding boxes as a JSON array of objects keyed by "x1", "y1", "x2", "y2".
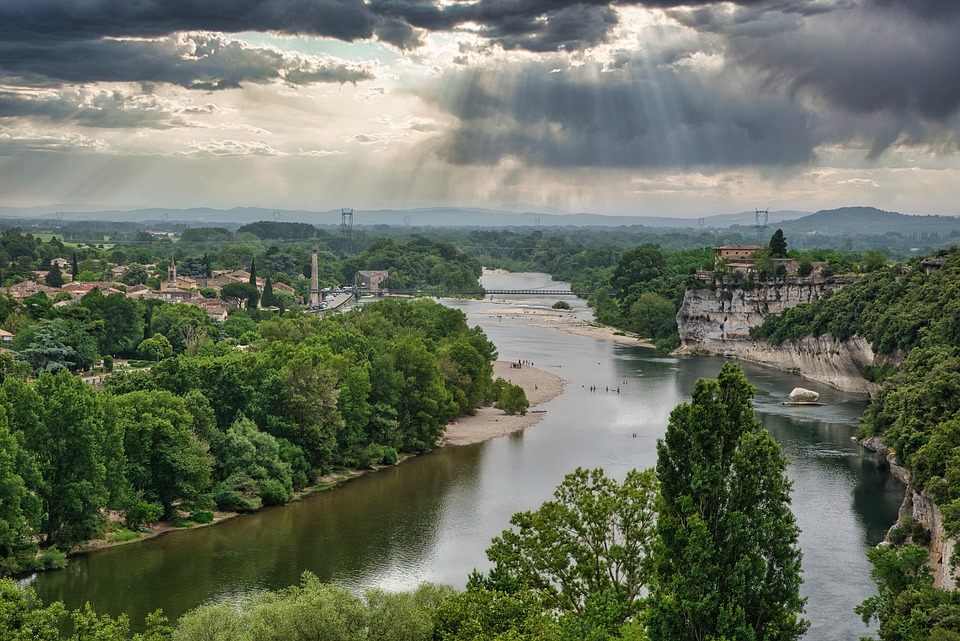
[{"x1": 309, "y1": 249, "x2": 321, "y2": 307}]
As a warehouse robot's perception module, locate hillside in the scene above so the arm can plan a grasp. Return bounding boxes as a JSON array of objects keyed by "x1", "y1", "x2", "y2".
[{"x1": 754, "y1": 249, "x2": 960, "y2": 528}]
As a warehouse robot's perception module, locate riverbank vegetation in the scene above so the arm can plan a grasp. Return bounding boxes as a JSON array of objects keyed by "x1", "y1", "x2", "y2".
[
  {"x1": 0, "y1": 298, "x2": 497, "y2": 575},
  {"x1": 751, "y1": 247, "x2": 960, "y2": 639},
  {"x1": 0, "y1": 365, "x2": 808, "y2": 641}
]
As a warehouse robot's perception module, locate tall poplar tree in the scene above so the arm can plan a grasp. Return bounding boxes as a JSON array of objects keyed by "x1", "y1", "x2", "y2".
[{"x1": 649, "y1": 362, "x2": 808, "y2": 641}]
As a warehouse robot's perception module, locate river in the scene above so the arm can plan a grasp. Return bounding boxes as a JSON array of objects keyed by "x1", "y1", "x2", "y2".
[{"x1": 26, "y1": 272, "x2": 904, "y2": 639}]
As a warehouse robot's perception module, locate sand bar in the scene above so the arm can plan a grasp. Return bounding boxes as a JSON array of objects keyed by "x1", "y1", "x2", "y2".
[
  {"x1": 443, "y1": 360, "x2": 565, "y2": 446},
  {"x1": 482, "y1": 305, "x2": 655, "y2": 348}
]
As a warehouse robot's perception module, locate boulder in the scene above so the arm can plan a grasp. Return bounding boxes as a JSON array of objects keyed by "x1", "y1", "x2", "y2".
[{"x1": 789, "y1": 387, "x2": 820, "y2": 402}]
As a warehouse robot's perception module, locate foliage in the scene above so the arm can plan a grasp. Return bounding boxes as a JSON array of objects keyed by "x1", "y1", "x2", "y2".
[
  {"x1": 497, "y1": 381, "x2": 529, "y2": 416},
  {"x1": 119, "y1": 264, "x2": 149, "y2": 285},
  {"x1": 174, "y1": 571, "x2": 444, "y2": 641},
  {"x1": 44, "y1": 263, "x2": 65, "y2": 287},
  {"x1": 138, "y1": 334, "x2": 173, "y2": 362},
  {"x1": 481, "y1": 467, "x2": 658, "y2": 636},
  {"x1": 856, "y1": 544, "x2": 960, "y2": 641},
  {"x1": 648, "y1": 363, "x2": 808, "y2": 641},
  {"x1": 31, "y1": 371, "x2": 109, "y2": 548},
  {"x1": 770, "y1": 229, "x2": 788, "y2": 257},
  {"x1": 0, "y1": 578, "x2": 171, "y2": 640},
  {"x1": 551, "y1": 300, "x2": 571, "y2": 310}
]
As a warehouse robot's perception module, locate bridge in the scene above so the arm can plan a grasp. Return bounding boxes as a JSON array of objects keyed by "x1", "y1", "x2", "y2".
[{"x1": 380, "y1": 289, "x2": 591, "y2": 297}]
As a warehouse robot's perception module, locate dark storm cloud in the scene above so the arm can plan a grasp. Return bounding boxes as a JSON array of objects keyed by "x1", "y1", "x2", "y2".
[
  {"x1": 0, "y1": 0, "x2": 379, "y2": 94},
  {"x1": 424, "y1": 61, "x2": 817, "y2": 169},
  {"x1": 0, "y1": 33, "x2": 373, "y2": 92},
  {"x1": 723, "y1": 3, "x2": 960, "y2": 155},
  {"x1": 0, "y1": 0, "x2": 378, "y2": 42}
]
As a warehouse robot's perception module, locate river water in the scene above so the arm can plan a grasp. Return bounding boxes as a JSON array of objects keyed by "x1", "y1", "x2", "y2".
[{"x1": 26, "y1": 272, "x2": 904, "y2": 639}]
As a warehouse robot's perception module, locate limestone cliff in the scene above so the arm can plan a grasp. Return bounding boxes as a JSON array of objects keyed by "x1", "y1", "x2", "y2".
[
  {"x1": 674, "y1": 282, "x2": 883, "y2": 394},
  {"x1": 862, "y1": 438, "x2": 957, "y2": 590}
]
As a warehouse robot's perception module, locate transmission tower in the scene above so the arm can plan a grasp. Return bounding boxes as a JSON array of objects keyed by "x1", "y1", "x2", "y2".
[
  {"x1": 340, "y1": 208, "x2": 354, "y2": 253},
  {"x1": 698, "y1": 217, "x2": 705, "y2": 230},
  {"x1": 754, "y1": 208, "x2": 770, "y2": 242},
  {"x1": 55, "y1": 211, "x2": 64, "y2": 220},
  {"x1": 535, "y1": 217, "x2": 541, "y2": 227},
  {"x1": 273, "y1": 210, "x2": 280, "y2": 221},
  {"x1": 403, "y1": 216, "x2": 411, "y2": 227}
]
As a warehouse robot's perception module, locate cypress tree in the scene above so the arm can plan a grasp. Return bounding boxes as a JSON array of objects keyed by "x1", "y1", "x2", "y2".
[
  {"x1": 769, "y1": 229, "x2": 788, "y2": 258},
  {"x1": 261, "y1": 275, "x2": 276, "y2": 308},
  {"x1": 648, "y1": 362, "x2": 808, "y2": 641},
  {"x1": 247, "y1": 259, "x2": 259, "y2": 309},
  {"x1": 71, "y1": 252, "x2": 79, "y2": 280}
]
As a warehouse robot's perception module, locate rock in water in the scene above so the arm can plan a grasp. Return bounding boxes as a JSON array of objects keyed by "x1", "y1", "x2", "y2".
[{"x1": 789, "y1": 387, "x2": 820, "y2": 402}]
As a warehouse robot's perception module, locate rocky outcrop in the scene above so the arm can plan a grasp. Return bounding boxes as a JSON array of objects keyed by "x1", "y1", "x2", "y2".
[
  {"x1": 674, "y1": 282, "x2": 891, "y2": 394},
  {"x1": 860, "y1": 437, "x2": 957, "y2": 590},
  {"x1": 899, "y1": 487, "x2": 958, "y2": 590},
  {"x1": 675, "y1": 281, "x2": 837, "y2": 345}
]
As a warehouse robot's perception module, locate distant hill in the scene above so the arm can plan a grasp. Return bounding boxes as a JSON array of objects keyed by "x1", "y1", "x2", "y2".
[
  {"x1": 775, "y1": 206, "x2": 960, "y2": 237},
  {"x1": 1, "y1": 204, "x2": 957, "y2": 234},
  {"x1": 0, "y1": 205, "x2": 812, "y2": 229}
]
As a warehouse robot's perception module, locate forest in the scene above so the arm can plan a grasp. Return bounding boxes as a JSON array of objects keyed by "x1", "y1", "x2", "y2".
[{"x1": 0, "y1": 297, "x2": 506, "y2": 576}]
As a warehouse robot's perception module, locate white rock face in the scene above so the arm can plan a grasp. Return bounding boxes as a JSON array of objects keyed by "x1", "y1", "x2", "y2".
[
  {"x1": 673, "y1": 281, "x2": 900, "y2": 394},
  {"x1": 788, "y1": 388, "x2": 820, "y2": 402}
]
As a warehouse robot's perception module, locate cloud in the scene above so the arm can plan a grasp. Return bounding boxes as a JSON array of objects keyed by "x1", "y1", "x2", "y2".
[
  {"x1": 0, "y1": 33, "x2": 375, "y2": 90},
  {"x1": 0, "y1": 0, "x2": 378, "y2": 43},
  {"x1": 423, "y1": 57, "x2": 817, "y2": 169},
  {"x1": 180, "y1": 139, "x2": 283, "y2": 156},
  {"x1": 0, "y1": 87, "x2": 189, "y2": 128},
  {"x1": 722, "y1": 4, "x2": 960, "y2": 156}
]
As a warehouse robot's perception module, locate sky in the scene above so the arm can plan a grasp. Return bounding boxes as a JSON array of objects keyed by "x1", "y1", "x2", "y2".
[{"x1": 0, "y1": 0, "x2": 958, "y2": 218}]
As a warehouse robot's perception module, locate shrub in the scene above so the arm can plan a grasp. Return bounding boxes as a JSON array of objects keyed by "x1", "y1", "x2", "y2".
[
  {"x1": 190, "y1": 511, "x2": 215, "y2": 524},
  {"x1": 552, "y1": 300, "x2": 571, "y2": 310},
  {"x1": 485, "y1": 378, "x2": 508, "y2": 405},
  {"x1": 258, "y1": 479, "x2": 291, "y2": 506},
  {"x1": 124, "y1": 499, "x2": 163, "y2": 530},
  {"x1": 37, "y1": 547, "x2": 68, "y2": 570},
  {"x1": 498, "y1": 383, "x2": 529, "y2": 416}
]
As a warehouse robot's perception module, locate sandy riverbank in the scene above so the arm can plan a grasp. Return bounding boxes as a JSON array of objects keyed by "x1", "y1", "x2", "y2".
[
  {"x1": 442, "y1": 360, "x2": 566, "y2": 446},
  {"x1": 482, "y1": 305, "x2": 655, "y2": 348}
]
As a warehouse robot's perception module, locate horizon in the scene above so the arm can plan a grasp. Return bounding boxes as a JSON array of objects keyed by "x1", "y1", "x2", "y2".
[{"x1": 1, "y1": 2, "x2": 958, "y2": 217}]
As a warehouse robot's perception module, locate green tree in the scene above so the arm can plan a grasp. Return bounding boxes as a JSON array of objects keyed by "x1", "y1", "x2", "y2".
[
  {"x1": 221, "y1": 282, "x2": 260, "y2": 310},
  {"x1": 260, "y1": 275, "x2": 276, "y2": 308},
  {"x1": 0, "y1": 405, "x2": 40, "y2": 574},
  {"x1": 78, "y1": 289, "x2": 146, "y2": 356},
  {"x1": 119, "y1": 264, "x2": 149, "y2": 285},
  {"x1": 626, "y1": 291, "x2": 676, "y2": 341},
  {"x1": 483, "y1": 467, "x2": 658, "y2": 636},
  {"x1": 139, "y1": 334, "x2": 173, "y2": 362},
  {"x1": 649, "y1": 363, "x2": 808, "y2": 641},
  {"x1": 856, "y1": 544, "x2": 960, "y2": 640},
  {"x1": 611, "y1": 245, "x2": 666, "y2": 300},
  {"x1": 497, "y1": 382, "x2": 528, "y2": 416},
  {"x1": 32, "y1": 370, "x2": 109, "y2": 547},
  {"x1": 44, "y1": 263, "x2": 64, "y2": 287},
  {"x1": 111, "y1": 390, "x2": 213, "y2": 518},
  {"x1": 212, "y1": 417, "x2": 292, "y2": 511},
  {"x1": 769, "y1": 228, "x2": 788, "y2": 258}
]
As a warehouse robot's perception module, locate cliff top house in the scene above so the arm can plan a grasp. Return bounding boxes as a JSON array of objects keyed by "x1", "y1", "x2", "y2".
[{"x1": 715, "y1": 245, "x2": 764, "y2": 264}]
